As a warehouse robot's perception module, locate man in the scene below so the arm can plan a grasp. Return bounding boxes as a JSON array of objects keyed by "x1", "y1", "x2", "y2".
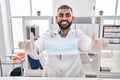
[{"x1": 19, "y1": 5, "x2": 108, "y2": 77}]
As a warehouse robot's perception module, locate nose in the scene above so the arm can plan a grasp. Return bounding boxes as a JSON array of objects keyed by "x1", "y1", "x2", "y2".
[{"x1": 62, "y1": 15, "x2": 67, "y2": 20}]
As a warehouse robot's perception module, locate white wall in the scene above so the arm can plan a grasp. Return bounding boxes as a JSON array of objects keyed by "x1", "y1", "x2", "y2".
[
  {"x1": 0, "y1": 1, "x2": 6, "y2": 59},
  {"x1": 0, "y1": 0, "x2": 12, "y2": 56},
  {"x1": 53, "y1": 0, "x2": 96, "y2": 17}
]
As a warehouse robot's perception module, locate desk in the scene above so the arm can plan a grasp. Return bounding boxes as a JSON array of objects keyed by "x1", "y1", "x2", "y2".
[
  {"x1": 1, "y1": 60, "x2": 23, "y2": 76},
  {"x1": 0, "y1": 77, "x2": 120, "y2": 80}
]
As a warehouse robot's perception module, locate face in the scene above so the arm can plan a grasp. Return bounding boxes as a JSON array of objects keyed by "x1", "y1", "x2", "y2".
[{"x1": 56, "y1": 8, "x2": 74, "y2": 30}]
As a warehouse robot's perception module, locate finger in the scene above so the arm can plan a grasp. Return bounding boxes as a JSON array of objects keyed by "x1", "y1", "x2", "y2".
[
  {"x1": 92, "y1": 33, "x2": 97, "y2": 40},
  {"x1": 30, "y1": 32, "x2": 35, "y2": 49},
  {"x1": 91, "y1": 33, "x2": 97, "y2": 45},
  {"x1": 30, "y1": 32, "x2": 34, "y2": 42},
  {"x1": 103, "y1": 39, "x2": 109, "y2": 48}
]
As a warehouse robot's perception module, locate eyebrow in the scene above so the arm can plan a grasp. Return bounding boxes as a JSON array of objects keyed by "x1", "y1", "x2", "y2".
[{"x1": 58, "y1": 12, "x2": 71, "y2": 14}]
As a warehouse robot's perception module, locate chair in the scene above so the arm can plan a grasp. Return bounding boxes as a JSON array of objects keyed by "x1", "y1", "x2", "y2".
[{"x1": 23, "y1": 54, "x2": 44, "y2": 77}]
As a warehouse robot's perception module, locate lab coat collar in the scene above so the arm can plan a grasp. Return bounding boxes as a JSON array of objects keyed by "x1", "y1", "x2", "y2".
[
  {"x1": 51, "y1": 27, "x2": 75, "y2": 38},
  {"x1": 57, "y1": 28, "x2": 74, "y2": 38}
]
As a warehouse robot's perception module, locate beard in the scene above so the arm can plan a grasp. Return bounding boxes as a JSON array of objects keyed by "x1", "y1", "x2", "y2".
[{"x1": 57, "y1": 20, "x2": 72, "y2": 30}]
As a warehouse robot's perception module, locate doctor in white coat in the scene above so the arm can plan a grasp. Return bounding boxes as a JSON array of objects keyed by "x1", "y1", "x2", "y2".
[{"x1": 19, "y1": 5, "x2": 108, "y2": 77}]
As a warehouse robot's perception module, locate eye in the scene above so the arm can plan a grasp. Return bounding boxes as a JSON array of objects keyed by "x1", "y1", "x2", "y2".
[
  {"x1": 59, "y1": 13, "x2": 64, "y2": 17},
  {"x1": 66, "y1": 13, "x2": 71, "y2": 17}
]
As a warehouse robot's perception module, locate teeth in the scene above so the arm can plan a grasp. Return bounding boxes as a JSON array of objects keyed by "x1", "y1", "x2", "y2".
[{"x1": 62, "y1": 21, "x2": 67, "y2": 24}]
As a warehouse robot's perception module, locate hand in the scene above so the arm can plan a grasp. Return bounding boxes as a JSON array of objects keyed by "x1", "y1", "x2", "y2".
[
  {"x1": 18, "y1": 32, "x2": 39, "y2": 59},
  {"x1": 87, "y1": 33, "x2": 109, "y2": 53}
]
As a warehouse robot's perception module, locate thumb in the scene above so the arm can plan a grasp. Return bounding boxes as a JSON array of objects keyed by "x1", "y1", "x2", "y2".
[
  {"x1": 30, "y1": 32, "x2": 34, "y2": 42},
  {"x1": 30, "y1": 32, "x2": 35, "y2": 49},
  {"x1": 91, "y1": 33, "x2": 97, "y2": 44}
]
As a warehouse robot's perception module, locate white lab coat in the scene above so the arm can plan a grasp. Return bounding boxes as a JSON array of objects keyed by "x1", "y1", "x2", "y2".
[{"x1": 35, "y1": 29, "x2": 91, "y2": 77}]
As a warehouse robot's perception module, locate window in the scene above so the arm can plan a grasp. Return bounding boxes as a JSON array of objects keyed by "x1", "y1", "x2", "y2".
[
  {"x1": 117, "y1": 0, "x2": 120, "y2": 15},
  {"x1": 95, "y1": 0, "x2": 116, "y2": 16},
  {"x1": 10, "y1": 0, "x2": 30, "y2": 16},
  {"x1": 31, "y1": 0, "x2": 53, "y2": 16},
  {"x1": 11, "y1": 18, "x2": 23, "y2": 49}
]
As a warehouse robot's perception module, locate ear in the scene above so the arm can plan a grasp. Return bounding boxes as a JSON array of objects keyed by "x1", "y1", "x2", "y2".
[
  {"x1": 72, "y1": 16, "x2": 75, "y2": 22},
  {"x1": 56, "y1": 16, "x2": 58, "y2": 22}
]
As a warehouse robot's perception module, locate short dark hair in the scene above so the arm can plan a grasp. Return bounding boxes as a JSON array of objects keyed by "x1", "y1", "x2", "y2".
[{"x1": 57, "y1": 5, "x2": 73, "y2": 12}]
